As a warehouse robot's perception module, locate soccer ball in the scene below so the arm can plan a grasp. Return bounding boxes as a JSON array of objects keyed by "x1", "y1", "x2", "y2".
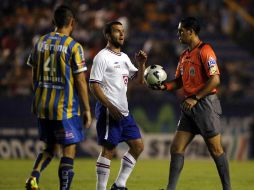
[{"x1": 144, "y1": 65, "x2": 167, "y2": 87}]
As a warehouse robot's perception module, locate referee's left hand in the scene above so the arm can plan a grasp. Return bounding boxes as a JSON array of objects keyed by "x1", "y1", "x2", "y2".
[{"x1": 149, "y1": 83, "x2": 166, "y2": 91}]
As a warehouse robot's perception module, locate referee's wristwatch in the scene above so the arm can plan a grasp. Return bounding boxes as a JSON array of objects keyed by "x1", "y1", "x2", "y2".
[{"x1": 190, "y1": 95, "x2": 200, "y2": 101}]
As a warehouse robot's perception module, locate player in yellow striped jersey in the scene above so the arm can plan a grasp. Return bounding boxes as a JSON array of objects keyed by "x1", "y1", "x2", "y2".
[{"x1": 25, "y1": 5, "x2": 92, "y2": 190}]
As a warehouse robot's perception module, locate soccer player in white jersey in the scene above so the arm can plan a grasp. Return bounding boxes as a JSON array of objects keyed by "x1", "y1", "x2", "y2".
[{"x1": 89, "y1": 21, "x2": 147, "y2": 190}]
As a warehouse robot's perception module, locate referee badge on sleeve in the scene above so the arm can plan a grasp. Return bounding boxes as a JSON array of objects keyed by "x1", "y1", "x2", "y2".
[
  {"x1": 209, "y1": 65, "x2": 218, "y2": 75},
  {"x1": 207, "y1": 56, "x2": 218, "y2": 75}
]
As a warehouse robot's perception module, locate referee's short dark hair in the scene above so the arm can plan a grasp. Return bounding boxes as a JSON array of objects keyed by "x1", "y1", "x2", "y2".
[
  {"x1": 103, "y1": 21, "x2": 122, "y2": 37},
  {"x1": 53, "y1": 5, "x2": 75, "y2": 28},
  {"x1": 180, "y1": 17, "x2": 201, "y2": 34}
]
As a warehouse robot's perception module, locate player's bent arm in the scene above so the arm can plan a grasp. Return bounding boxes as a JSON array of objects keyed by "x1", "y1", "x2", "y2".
[
  {"x1": 135, "y1": 63, "x2": 146, "y2": 84},
  {"x1": 74, "y1": 72, "x2": 92, "y2": 128},
  {"x1": 163, "y1": 77, "x2": 183, "y2": 91},
  {"x1": 89, "y1": 82, "x2": 123, "y2": 120},
  {"x1": 195, "y1": 74, "x2": 220, "y2": 100},
  {"x1": 134, "y1": 50, "x2": 147, "y2": 84},
  {"x1": 89, "y1": 82, "x2": 113, "y2": 108}
]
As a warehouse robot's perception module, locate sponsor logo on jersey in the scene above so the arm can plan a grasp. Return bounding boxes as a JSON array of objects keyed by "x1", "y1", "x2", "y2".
[
  {"x1": 114, "y1": 62, "x2": 120, "y2": 68},
  {"x1": 37, "y1": 41, "x2": 68, "y2": 53},
  {"x1": 208, "y1": 56, "x2": 216, "y2": 68}
]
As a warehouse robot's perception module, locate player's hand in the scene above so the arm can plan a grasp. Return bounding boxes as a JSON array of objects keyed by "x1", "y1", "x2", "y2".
[
  {"x1": 182, "y1": 97, "x2": 198, "y2": 111},
  {"x1": 135, "y1": 50, "x2": 147, "y2": 64},
  {"x1": 83, "y1": 110, "x2": 92, "y2": 129},
  {"x1": 149, "y1": 83, "x2": 166, "y2": 90},
  {"x1": 108, "y1": 104, "x2": 124, "y2": 121}
]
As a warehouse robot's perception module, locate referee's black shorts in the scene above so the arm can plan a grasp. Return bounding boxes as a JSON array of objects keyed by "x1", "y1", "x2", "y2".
[{"x1": 177, "y1": 94, "x2": 222, "y2": 138}]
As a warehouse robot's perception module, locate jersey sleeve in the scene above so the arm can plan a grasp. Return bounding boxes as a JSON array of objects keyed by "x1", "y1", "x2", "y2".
[
  {"x1": 126, "y1": 55, "x2": 138, "y2": 79},
  {"x1": 72, "y1": 43, "x2": 87, "y2": 74},
  {"x1": 200, "y1": 45, "x2": 220, "y2": 76},
  {"x1": 175, "y1": 60, "x2": 181, "y2": 78},
  {"x1": 89, "y1": 53, "x2": 107, "y2": 84}
]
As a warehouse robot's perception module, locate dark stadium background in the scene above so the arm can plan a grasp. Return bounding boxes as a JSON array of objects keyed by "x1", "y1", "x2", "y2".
[{"x1": 0, "y1": 0, "x2": 253, "y2": 160}]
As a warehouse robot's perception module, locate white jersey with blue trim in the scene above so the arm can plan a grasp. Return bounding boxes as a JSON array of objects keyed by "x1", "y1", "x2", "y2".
[{"x1": 89, "y1": 48, "x2": 138, "y2": 116}]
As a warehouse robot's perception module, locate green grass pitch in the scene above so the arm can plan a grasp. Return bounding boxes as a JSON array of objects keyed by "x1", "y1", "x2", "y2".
[{"x1": 0, "y1": 159, "x2": 253, "y2": 190}]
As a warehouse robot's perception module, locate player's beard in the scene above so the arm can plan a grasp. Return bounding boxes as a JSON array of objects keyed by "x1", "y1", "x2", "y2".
[{"x1": 110, "y1": 37, "x2": 123, "y2": 49}]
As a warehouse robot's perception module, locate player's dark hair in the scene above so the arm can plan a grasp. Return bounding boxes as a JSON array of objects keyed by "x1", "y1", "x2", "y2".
[
  {"x1": 53, "y1": 5, "x2": 75, "y2": 28},
  {"x1": 180, "y1": 17, "x2": 201, "y2": 34},
  {"x1": 103, "y1": 21, "x2": 122, "y2": 37}
]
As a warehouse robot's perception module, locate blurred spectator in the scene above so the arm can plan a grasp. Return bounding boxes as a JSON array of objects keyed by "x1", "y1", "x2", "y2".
[{"x1": 0, "y1": 0, "x2": 253, "y2": 104}]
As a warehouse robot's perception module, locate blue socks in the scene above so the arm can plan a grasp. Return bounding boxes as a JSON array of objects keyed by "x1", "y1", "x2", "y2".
[
  {"x1": 58, "y1": 157, "x2": 74, "y2": 190},
  {"x1": 31, "y1": 152, "x2": 53, "y2": 182}
]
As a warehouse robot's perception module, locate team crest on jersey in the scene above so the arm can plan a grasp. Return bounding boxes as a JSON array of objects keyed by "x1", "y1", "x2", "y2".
[
  {"x1": 122, "y1": 75, "x2": 128, "y2": 85},
  {"x1": 189, "y1": 66, "x2": 195, "y2": 76}
]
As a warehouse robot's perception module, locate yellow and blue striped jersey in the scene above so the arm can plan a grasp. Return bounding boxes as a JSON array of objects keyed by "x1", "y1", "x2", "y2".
[{"x1": 27, "y1": 32, "x2": 87, "y2": 120}]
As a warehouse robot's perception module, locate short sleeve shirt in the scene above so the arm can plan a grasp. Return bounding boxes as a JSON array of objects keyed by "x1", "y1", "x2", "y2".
[
  {"x1": 27, "y1": 32, "x2": 87, "y2": 120},
  {"x1": 175, "y1": 42, "x2": 220, "y2": 96},
  {"x1": 89, "y1": 48, "x2": 138, "y2": 116}
]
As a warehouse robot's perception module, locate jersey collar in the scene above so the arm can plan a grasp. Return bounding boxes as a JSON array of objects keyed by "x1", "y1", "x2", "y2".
[
  {"x1": 188, "y1": 41, "x2": 202, "y2": 53},
  {"x1": 105, "y1": 47, "x2": 122, "y2": 56}
]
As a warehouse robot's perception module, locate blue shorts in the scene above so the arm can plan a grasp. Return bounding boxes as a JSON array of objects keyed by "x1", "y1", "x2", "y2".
[
  {"x1": 38, "y1": 116, "x2": 84, "y2": 145},
  {"x1": 95, "y1": 102, "x2": 141, "y2": 147}
]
